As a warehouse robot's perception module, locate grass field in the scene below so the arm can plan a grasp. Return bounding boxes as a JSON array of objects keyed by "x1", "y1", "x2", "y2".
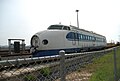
[{"x1": 88, "y1": 47, "x2": 120, "y2": 81}]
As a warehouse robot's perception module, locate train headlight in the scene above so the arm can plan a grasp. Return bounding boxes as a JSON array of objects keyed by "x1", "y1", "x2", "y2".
[
  {"x1": 31, "y1": 35, "x2": 40, "y2": 47},
  {"x1": 42, "y1": 39, "x2": 48, "y2": 45}
]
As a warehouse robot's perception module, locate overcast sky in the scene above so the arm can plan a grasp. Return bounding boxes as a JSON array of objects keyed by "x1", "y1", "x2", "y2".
[{"x1": 0, "y1": 0, "x2": 120, "y2": 45}]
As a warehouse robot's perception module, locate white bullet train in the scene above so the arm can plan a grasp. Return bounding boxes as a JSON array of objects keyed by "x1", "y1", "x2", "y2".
[{"x1": 30, "y1": 24, "x2": 107, "y2": 57}]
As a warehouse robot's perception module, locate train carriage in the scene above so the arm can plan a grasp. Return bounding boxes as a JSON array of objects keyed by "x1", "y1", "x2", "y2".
[{"x1": 31, "y1": 24, "x2": 107, "y2": 57}]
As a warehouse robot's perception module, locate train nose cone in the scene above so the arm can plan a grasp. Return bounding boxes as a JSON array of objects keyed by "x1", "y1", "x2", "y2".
[{"x1": 31, "y1": 35, "x2": 40, "y2": 48}]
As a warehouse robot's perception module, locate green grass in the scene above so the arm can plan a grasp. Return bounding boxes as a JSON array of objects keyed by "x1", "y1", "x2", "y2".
[
  {"x1": 24, "y1": 74, "x2": 37, "y2": 81},
  {"x1": 39, "y1": 67, "x2": 51, "y2": 77},
  {"x1": 89, "y1": 47, "x2": 120, "y2": 81}
]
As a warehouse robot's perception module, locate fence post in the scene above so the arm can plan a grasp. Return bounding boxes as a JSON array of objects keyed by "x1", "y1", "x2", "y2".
[
  {"x1": 113, "y1": 47, "x2": 117, "y2": 81},
  {"x1": 59, "y1": 50, "x2": 66, "y2": 81}
]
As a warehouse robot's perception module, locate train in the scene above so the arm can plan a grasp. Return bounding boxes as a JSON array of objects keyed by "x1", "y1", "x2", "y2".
[{"x1": 30, "y1": 24, "x2": 107, "y2": 57}]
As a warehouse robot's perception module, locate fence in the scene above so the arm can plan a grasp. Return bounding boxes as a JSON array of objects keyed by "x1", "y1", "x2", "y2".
[
  {"x1": 0, "y1": 47, "x2": 119, "y2": 81},
  {"x1": 113, "y1": 47, "x2": 120, "y2": 81}
]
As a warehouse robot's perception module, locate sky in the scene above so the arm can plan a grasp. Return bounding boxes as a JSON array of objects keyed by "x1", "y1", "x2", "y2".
[{"x1": 0, "y1": 0, "x2": 120, "y2": 45}]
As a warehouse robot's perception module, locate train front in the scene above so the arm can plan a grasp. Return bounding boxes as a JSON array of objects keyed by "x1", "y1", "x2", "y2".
[{"x1": 30, "y1": 25, "x2": 70, "y2": 57}]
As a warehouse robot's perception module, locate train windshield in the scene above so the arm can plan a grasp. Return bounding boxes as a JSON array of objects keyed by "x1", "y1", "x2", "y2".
[
  {"x1": 48, "y1": 25, "x2": 70, "y2": 30},
  {"x1": 48, "y1": 25, "x2": 63, "y2": 30}
]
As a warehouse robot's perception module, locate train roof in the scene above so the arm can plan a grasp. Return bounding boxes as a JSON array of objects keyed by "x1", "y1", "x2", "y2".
[
  {"x1": 48, "y1": 24, "x2": 105, "y2": 38},
  {"x1": 69, "y1": 25, "x2": 105, "y2": 37}
]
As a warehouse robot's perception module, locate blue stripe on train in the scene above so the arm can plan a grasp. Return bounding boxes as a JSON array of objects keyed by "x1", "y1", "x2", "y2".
[{"x1": 32, "y1": 48, "x2": 81, "y2": 57}]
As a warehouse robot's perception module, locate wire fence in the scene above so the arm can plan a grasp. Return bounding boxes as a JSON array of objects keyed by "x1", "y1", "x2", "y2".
[{"x1": 0, "y1": 47, "x2": 119, "y2": 81}]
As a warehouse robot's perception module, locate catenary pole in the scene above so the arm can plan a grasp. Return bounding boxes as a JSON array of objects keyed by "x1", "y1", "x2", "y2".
[{"x1": 76, "y1": 10, "x2": 79, "y2": 28}]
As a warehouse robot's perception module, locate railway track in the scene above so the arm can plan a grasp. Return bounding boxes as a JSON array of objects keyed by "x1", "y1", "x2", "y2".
[{"x1": 0, "y1": 48, "x2": 31, "y2": 60}]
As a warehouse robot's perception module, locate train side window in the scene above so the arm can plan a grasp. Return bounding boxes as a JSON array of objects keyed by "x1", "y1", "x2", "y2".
[
  {"x1": 71, "y1": 32, "x2": 76, "y2": 40},
  {"x1": 67, "y1": 27, "x2": 71, "y2": 30},
  {"x1": 83, "y1": 35, "x2": 85, "y2": 40},
  {"x1": 86, "y1": 35, "x2": 88, "y2": 40},
  {"x1": 79, "y1": 34, "x2": 82, "y2": 40},
  {"x1": 89, "y1": 36, "x2": 91, "y2": 41},
  {"x1": 84, "y1": 35, "x2": 86, "y2": 40},
  {"x1": 74, "y1": 33, "x2": 78, "y2": 40},
  {"x1": 81, "y1": 34, "x2": 83, "y2": 40},
  {"x1": 82, "y1": 35, "x2": 84, "y2": 40},
  {"x1": 87, "y1": 36, "x2": 88, "y2": 40},
  {"x1": 94, "y1": 37, "x2": 95, "y2": 41},
  {"x1": 85, "y1": 35, "x2": 87, "y2": 40},
  {"x1": 76, "y1": 33, "x2": 79, "y2": 40},
  {"x1": 86, "y1": 35, "x2": 87, "y2": 40},
  {"x1": 63, "y1": 26, "x2": 70, "y2": 30},
  {"x1": 88, "y1": 36, "x2": 89, "y2": 40},
  {"x1": 79, "y1": 34, "x2": 81, "y2": 40},
  {"x1": 63, "y1": 26, "x2": 67, "y2": 30},
  {"x1": 92, "y1": 37, "x2": 94, "y2": 41}
]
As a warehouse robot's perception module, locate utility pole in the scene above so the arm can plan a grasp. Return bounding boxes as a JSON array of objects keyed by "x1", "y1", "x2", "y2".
[{"x1": 76, "y1": 10, "x2": 79, "y2": 28}]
